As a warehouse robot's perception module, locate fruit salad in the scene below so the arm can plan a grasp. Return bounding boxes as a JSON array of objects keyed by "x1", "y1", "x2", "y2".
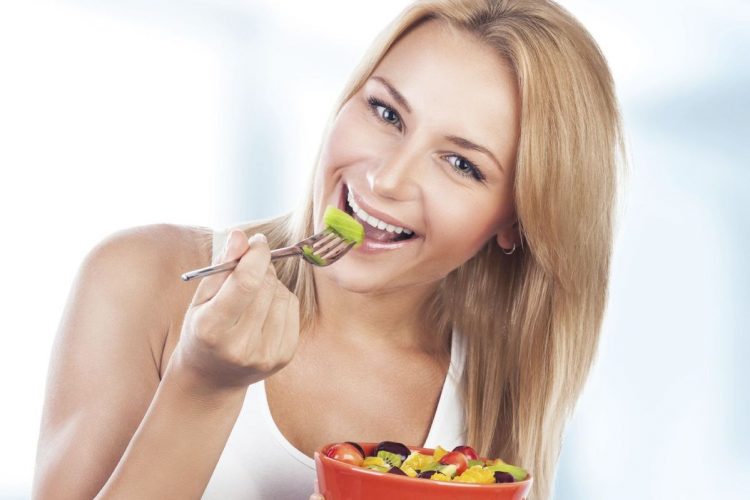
[{"x1": 324, "y1": 441, "x2": 528, "y2": 484}]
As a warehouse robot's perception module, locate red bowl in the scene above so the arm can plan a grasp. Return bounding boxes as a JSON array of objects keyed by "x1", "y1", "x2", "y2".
[{"x1": 315, "y1": 442, "x2": 532, "y2": 500}]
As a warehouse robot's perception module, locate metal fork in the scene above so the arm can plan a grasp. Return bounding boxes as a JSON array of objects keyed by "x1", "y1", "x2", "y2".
[{"x1": 180, "y1": 228, "x2": 356, "y2": 281}]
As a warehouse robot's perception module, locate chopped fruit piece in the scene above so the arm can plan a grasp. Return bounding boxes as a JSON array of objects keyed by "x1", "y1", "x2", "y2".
[
  {"x1": 400, "y1": 465, "x2": 418, "y2": 477},
  {"x1": 373, "y1": 441, "x2": 411, "y2": 462},
  {"x1": 468, "y1": 459, "x2": 485, "y2": 468},
  {"x1": 345, "y1": 441, "x2": 366, "y2": 458},
  {"x1": 452, "y1": 445, "x2": 479, "y2": 461},
  {"x1": 376, "y1": 450, "x2": 403, "y2": 468},
  {"x1": 429, "y1": 472, "x2": 451, "y2": 482},
  {"x1": 455, "y1": 467, "x2": 496, "y2": 484},
  {"x1": 494, "y1": 471, "x2": 515, "y2": 483},
  {"x1": 438, "y1": 464, "x2": 458, "y2": 479},
  {"x1": 325, "y1": 442, "x2": 364, "y2": 466},
  {"x1": 402, "y1": 452, "x2": 436, "y2": 471},
  {"x1": 302, "y1": 245, "x2": 327, "y2": 265},
  {"x1": 387, "y1": 466, "x2": 406, "y2": 475},
  {"x1": 439, "y1": 451, "x2": 469, "y2": 475},
  {"x1": 432, "y1": 445, "x2": 449, "y2": 462},
  {"x1": 362, "y1": 456, "x2": 387, "y2": 468},
  {"x1": 323, "y1": 206, "x2": 365, "y2": 246},
  {"x1": 486, "y1": 462, "x2": 528, "y2": 481}
]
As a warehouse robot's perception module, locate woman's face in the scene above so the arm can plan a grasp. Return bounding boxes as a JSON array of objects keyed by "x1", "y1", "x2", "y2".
[{"x1": 312, "y1": 20, "x2": 520, "y2": 294}]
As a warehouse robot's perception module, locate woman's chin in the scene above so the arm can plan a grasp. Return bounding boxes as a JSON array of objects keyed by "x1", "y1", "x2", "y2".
[{"x1": 314, "y1": 261, "x2": 401, "y2": 295}]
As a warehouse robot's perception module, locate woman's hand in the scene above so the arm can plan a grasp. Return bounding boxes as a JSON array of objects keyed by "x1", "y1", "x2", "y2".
[{"x1": 170, "y1": 230, "x2": 300, "y2": 395}]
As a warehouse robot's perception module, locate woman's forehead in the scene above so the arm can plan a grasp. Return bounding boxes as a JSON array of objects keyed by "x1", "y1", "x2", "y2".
[{"x1": 368, "y1": 20, "x2": 520, "y2": 171}]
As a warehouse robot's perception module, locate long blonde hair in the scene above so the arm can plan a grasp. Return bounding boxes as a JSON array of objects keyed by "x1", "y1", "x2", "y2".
[{"x1": 229, "y1": 1, "x2": 624, "y2": 498}]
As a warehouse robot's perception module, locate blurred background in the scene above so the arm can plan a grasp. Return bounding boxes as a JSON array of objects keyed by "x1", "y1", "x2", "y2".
[{"x1": 0, "y1": 0, "x2": 747, "y2": 498}]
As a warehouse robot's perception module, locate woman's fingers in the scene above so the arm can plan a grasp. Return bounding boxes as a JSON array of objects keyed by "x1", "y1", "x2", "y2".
[
  {"x1": 177, "y1": 231, "x2": 301, "y2": 389},
  {"x1": 190, "y1": 229, "x2": 249, "y2": 307},
  {"x1": 207, "y1": 233, "x2": 274, "y2": 321}
]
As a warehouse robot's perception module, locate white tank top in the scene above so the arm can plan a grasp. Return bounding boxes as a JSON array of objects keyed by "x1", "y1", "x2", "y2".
[{"x1": 202, "y1": 228, "x2": 468, "y2": 499}]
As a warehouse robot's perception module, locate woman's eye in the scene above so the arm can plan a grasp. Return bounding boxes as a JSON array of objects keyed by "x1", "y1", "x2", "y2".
[
  {"x1": 444, "y1": 155, "x2": 486, "y2": 182},
  {"x1": 367, "y1": 96, "x2": 402, "y2": 130}
]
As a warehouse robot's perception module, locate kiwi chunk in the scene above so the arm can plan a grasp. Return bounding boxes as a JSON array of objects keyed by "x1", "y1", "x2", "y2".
[
  {"x1": 302, "y1": 245, "x2": 327, "y2": 266},
  {"x1": 376, "y1": 450, "x2": 403, "y2": 468},
  {"x1": 323, "y1": 206, "x2": 365, "y2": 246}
]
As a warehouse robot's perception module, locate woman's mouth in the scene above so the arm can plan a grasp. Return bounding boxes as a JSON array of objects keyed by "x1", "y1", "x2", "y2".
[{"x1": 339, "y1": 183, "x2": 419, "y2": 250}]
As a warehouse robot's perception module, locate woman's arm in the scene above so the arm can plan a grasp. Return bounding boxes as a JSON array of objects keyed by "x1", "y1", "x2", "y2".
[
  {"x1": 33, "y1": 225, "x2": 237, "y2": 498},
  {"x1": 33, "y1": 225, "x2": 293, "y2": 499}
]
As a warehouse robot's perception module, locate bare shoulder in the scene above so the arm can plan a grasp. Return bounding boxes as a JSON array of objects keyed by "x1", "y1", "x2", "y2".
[
  {"x1": 87, "y1": 223, "x2": 213, "y2": 284},
  {"x1": 86, "y1": 223, "x2": 216, "y2": 361},
  {"x1": 32, "y1": 223, "x2": 215, "y2": 499}
]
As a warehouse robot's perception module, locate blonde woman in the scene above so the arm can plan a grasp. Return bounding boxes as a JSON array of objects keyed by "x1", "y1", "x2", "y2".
[{"x1": 33, "y1": 1, "x2": 623, "y2": 499}]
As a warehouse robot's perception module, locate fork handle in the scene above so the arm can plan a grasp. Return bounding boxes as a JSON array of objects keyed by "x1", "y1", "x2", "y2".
[{"x1": 180, "y1": 245, "x2": 301, "y2": 281}]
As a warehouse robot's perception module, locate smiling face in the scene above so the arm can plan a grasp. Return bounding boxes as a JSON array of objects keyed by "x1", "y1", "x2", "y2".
[{"x1": 312, "y1": 19, "x2": 520, "y2": 294}]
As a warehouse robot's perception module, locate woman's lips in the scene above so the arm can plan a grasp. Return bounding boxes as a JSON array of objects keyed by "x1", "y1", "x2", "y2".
[{"x1": 337, "y1": 182, "x2": 421, "y2": 253}]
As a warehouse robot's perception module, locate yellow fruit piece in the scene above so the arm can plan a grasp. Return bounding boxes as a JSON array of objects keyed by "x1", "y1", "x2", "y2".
[
  {"x1": 454, "y1": 468, "x2": 495, "y2": 484},
  {"x1": 362, "y1": 457, "x2": 387, "y2": 468},
  {"x1": 429, "y1": 472, "x2": 451, "y2": 482},
  {"x1": 400, "y1": 465, "x2": 418, "y2": 478},
  {"x1": 403, "y1": 452, "x2": 435, "y2": 471},
  {"x1": 432, "y1": 446, "x2": 449, "y2": 462}
]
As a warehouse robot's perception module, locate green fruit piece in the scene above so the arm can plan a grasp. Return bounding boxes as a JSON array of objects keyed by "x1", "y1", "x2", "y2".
[
  {"x1": 418, "y1": 461, "x2": 443, "y2": 473},
  {"x1": 468, "y1": 459, "x2": 485, "y2": 468},
  {"x1": 486, "y1": 462, "x2": 528, "y2": 481},
  {"x1": 301, "y1": 245, "x2": 327, "y2": 266},
  {"x1": 377, "y1": 450, "x2": 403, "y2": 468},
  {"x1": 439, "y1": 464, "x2": 457, "y2": 479},
  {"x1": 323, "y1": 206, "x2": 365, "y2": 246}
]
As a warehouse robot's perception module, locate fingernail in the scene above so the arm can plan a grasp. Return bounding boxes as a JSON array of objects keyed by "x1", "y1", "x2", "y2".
[{"x1": 248, "y1": 233, "x2": 267, "y2": 245}]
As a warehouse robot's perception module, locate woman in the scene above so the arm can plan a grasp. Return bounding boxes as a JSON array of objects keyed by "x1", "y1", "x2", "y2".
[{"x1": 33, "y1": 1, "x2": 623, "y2": 499}]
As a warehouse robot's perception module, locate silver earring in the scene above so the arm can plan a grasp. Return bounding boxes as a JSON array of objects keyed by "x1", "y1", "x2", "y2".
[{"x1": 502, "y1": 244, "x2": 516, "y2": 255}]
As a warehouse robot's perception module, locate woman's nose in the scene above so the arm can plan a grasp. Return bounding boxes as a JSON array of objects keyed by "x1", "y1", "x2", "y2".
[{"x1": 366, "y1": 148, "x2": 422, "y2": 201}]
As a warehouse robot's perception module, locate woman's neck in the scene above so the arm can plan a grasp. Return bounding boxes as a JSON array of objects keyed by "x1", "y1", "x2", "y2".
[{"x1": 310, "y1": 276, "x2": 441, "y2": 352}]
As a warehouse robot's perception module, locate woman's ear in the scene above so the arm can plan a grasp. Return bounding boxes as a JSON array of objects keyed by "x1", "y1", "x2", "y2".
[{"x1": 495, "y1": 221, "x2": 521, "y2": 252}]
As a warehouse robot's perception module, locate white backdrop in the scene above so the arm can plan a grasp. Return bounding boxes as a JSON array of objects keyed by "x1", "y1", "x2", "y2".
[{"x1": 0, "y1": 1, "x2": 747, "y2": 498}]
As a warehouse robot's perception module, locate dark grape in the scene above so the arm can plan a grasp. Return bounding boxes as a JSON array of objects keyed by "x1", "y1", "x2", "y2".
[
  {"x1": 494, "y1": 471, "x2": 514, "y2": 483},
  {"x1": 388, "y1": 466, "x2": 406, "y2": 475},
  {"x1": 417, "y1": 470, "x2": 437, "y2": 479},
  {"x1": 373, "y1": 441, "x2": 411, "y2": 461}
]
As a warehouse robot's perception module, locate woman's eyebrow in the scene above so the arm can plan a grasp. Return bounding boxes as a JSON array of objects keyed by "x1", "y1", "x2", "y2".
[
  {"x1": 371, "y1": 75, "x2": 412, "y2": 114},
  {"x1": 370, "y1": 75, "x2": 504, "y2": 174},
  {"x1": 446, "y1": 135, "x2": 505, "y2": 173}
]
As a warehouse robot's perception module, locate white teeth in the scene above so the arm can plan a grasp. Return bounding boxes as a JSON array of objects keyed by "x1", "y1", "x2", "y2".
[{"x1": 347, "y1": 188, "x2": 414, "y2": 235}]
